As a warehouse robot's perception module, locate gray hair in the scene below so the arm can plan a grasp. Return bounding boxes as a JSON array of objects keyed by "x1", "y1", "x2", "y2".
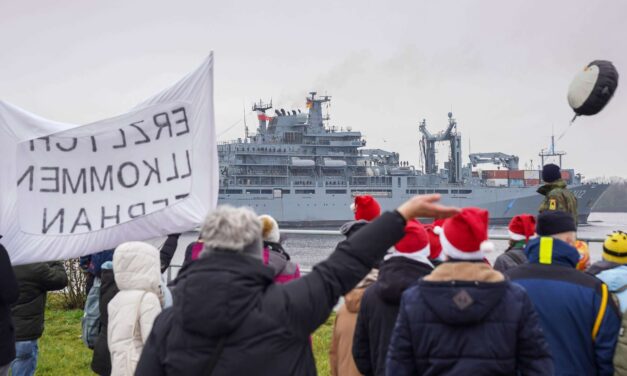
[{"x1": 199, "y1": 205, "x2": 262, "y2": 257}]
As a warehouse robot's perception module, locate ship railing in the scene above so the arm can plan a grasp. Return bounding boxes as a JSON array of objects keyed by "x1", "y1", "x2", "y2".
[{"x1": 165, "y1": 230, "x2": 605, "y2": 282}]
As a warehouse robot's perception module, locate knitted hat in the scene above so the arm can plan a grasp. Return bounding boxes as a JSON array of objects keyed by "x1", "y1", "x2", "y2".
[
  {"x1": 200, "y1": 205, "x2": 263, "y2": 260},
  {"x1": 508, "y1": 214, "x2": 537, "y2": 241},
  {"x1": 542, "y1": 163, "x2": 561, "y2": 183},
  {"x1": 602, "y1": 231, "x2": 627, "y2": 264},
  {"x1": 351, "y1": 195, "x2": 381, "y2": 221},
  {"x1": 259, "y1": 215, "x2": 280, "y2": 243},
  {"x1": 424, "y1": 219, "x2": 445, "y2": 259},
  {"x1": 439, "y1": 207, "x2": 494, "y2": 260},
  {"x1": 536, "y1": 211, "x2": 576, "y2": 236},
  {"x1": 394, "y1": 220, "x2": 430, "y2": 256}
]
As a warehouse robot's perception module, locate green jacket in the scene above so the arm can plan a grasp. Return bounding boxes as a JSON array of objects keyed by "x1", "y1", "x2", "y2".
[
  {"x1": 11, "y1": 262, "x2": 68, "y2": 341},
  {"x1": 537, "y1": 179, "x2": 578, "y2": 225}
]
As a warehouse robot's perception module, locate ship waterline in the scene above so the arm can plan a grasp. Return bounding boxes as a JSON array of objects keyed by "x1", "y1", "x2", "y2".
[{"x1": 218, "y1": 183, "x2": 608, "y2": 226}]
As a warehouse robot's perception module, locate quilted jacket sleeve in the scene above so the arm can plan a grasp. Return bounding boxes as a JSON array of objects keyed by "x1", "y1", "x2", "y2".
[{"x1": 281, "y1": 211, "x2": 406, "y2": 338}]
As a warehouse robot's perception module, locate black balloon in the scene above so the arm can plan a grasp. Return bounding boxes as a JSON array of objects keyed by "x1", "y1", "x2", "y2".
[{"x1": 567, "y1": 60, "x2": 619, "y2": 117}]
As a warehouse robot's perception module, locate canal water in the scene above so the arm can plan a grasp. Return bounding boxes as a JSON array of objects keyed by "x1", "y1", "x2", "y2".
[{"x1": 158, "y1": 212, "x2": 627, "y2": 280}]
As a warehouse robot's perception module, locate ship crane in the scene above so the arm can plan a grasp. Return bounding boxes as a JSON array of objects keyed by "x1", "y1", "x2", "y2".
[
  {"x1": 469, "y1": 153, "x2": 520, "y2": 170},
  {"x1": 419, "y1": 112, "x2": 462, "y2": 184}
]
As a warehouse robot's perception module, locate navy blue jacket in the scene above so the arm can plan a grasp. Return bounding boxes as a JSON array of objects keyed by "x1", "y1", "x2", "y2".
[
  {"x1": 506, "y1": 237, "x2": 620, "y2": 376},
  {"x1": 387, "y1": 262, "x2": 553, "y2": 375}
]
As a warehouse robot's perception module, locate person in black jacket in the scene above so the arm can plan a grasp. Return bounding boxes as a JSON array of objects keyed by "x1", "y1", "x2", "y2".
[
  {"x1": 10, "y1": 262, "x2": 67, "y2": 376},
  {"x1": 90, "y1": 261, "x2": 119, "y2": 376},
  {"x1": 0, "y1": 240, "x2": 19, "y2": 376},
  {"x1": 159, "y1": 234, "x2": 181, "y2": 273},
  {"x1": 387, "y1": 208, "x2": 553, "y2": 375},
  {"x1": 135, "y1": 194, "x2": 458, "y2": 376},
  {"x1": 353, "y1": 220, "x2": 434, "y2": 376}
]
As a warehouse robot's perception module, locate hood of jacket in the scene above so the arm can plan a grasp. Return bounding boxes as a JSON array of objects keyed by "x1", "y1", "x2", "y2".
[
  {"x1": 172, "y1": 251, "x2": 274, "y2": 337},
  {"x1": 537, "y1": 179, "x2": 567, "y2": 196},
  {"x1": 375, "y1": 256, "x2": 433, "y2": 305},
  {"x1": 420, "y1": 262, "x2": 506, "y2": 325},
  {"x1": 112, "y1": 242, "x2": 161, "y2": 295},
  {"x1": 597, "y1": 266, "x2": 627, "y2": 292},
  {"x1": 525, "y1": 236, "x2": 579, "y2": 268},
  {"x1": 340, "y1": 220, "x2": 369, "y2": 238}
]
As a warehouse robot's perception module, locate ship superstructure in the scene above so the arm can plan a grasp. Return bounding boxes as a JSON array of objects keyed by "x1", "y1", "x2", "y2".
[{"x1": 217, "y1": 92, "x2": 608, "y2": 226}]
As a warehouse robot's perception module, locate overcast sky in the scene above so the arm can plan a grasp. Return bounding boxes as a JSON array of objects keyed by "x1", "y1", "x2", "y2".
[{"x1": 1, "y1": 0, "x2": 625, "y2": 178}]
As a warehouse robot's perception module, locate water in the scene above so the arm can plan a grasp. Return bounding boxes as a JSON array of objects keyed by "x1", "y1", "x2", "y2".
[{"x1": 159, "y1": 212, "x2": 627, "y2": 275}]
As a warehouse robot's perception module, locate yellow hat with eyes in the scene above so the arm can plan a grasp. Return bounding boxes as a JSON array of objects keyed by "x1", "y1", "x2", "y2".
[{"x1": 602, "y1": 231, "x2": 627, "y2": 264}]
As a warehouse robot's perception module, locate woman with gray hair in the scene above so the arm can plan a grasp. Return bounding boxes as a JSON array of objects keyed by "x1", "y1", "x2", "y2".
[{"x1": 136, "y1": 194, "x2": 457, "y2": 376}]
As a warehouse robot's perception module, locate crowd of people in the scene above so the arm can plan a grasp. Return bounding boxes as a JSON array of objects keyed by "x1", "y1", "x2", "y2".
[{"x1": 0, "y1": 163, "x2": 626, "y2": 375}]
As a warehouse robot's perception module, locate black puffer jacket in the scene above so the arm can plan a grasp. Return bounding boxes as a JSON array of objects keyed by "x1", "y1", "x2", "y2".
[
  {"x1": 12, "y1": 262, "x2": 67, "y2": 341},
  {"x1": 136, "y1": 211, "x2": 406, "y2": 376},
  {"x1": 353, "y1": 256, "x2": 433, "y2": 376},
  {"x1": 0, "y1": 243, "x2": 19, "y2": 366},
  {"x1": 387, "y1": 262, "x2": 553, "y2": 375},
  {"x1": 90, "y1": 268, "x2": 119, "y2": 376}
]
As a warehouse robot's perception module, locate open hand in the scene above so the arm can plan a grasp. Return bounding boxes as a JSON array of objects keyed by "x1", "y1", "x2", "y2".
[{"x1": 397, "y1": 194, "x2": 460, "y2": 221}]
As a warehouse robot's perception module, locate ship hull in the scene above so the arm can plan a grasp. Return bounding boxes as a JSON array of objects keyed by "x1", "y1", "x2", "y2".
[{"x1": 217, "y1": 183, "x2": 609, "y2": 227}]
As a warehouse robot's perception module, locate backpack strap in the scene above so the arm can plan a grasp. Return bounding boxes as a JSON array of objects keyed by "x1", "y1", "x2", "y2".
[
  {"x1": 204, "y1": 336, "x2": 227, "y2": 375},
  {"x1": 592, "y1": 283, "x2": 609, "y2": 341}
]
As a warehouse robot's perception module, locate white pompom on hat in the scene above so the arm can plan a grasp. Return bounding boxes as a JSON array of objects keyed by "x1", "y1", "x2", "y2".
[
  {"x1": 439, "y1": 207, "x2": 494, "y2": 260},
  {"x1": 259, "y1": 214, "x2": 280, "y2": 243}
]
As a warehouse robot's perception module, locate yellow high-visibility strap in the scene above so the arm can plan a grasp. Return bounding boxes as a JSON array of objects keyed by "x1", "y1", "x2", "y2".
[
  {"x1": 592, "y1": 284, "x2": 609, "y2": 341},
  {"x1": 539, "y1": 237, "x2": 553, "y2": 265}
]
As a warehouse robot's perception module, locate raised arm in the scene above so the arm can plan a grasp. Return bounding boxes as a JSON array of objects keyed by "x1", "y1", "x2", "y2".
[{"x1": 281, "y1": 194, "x2": 458, "y2": 337}]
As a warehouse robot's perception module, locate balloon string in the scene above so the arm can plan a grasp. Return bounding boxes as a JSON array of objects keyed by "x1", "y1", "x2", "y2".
[{"x1": 557, "y1": 115, "x2": 578, "y2": 141}]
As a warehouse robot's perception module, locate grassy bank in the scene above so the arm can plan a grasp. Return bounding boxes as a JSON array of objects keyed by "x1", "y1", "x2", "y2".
[{"x1": 36, "y1": 294, "x2": 335, "y2": 375}]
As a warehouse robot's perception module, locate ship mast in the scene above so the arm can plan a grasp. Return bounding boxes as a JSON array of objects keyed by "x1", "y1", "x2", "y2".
[{"x1": 539, "y1": 134, "x2": 566, "y2": 167}]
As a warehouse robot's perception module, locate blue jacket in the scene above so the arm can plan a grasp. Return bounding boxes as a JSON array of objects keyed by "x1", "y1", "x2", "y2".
[
  {"x1": 386, "y1": 262, "x2": 553, "y2": 376},
  {"x1": 506, "y1": 237, "x2": 620, "y2": 376},
  {"x1": 596, "y1": 266, "x2": 627, "y2": 313}
]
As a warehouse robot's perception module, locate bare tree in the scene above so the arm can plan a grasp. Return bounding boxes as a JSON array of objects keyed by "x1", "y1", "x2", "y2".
[{"x1": 59, "y1": 258, "x2": 87, "y2": 309}]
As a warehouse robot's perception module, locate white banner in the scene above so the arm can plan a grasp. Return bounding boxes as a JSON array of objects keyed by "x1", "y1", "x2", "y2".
[{"x1": 0, "y1": 54, "x2": 218, "y2": 264}]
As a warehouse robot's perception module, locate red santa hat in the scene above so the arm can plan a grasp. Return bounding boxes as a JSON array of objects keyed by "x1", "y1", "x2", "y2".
[
  {"x1": 395, "y1": 220, "x2": 430, "y2": 256},
  {"x1": 423, "y1": 219, "x2": 444, "y2": 259},
  {"x1": 508, "y1": 214, "x2": 537, "y2": 242},
  {"x1": 351, "y1": 195, "x2": 381, "y2": 221},
  {"x1": 439, "y1": 207, "x2": 494, "y2": 260}
]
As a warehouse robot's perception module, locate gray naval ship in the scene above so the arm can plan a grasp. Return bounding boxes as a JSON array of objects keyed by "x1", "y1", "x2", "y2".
[{"x1": 218, "y1": 92, "x2": 608, "y2": 226}]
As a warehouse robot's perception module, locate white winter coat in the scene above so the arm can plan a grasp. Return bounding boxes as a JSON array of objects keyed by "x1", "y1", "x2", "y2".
[{"x1": 108, "y1": 242, "x2": 163, "y2": 376}]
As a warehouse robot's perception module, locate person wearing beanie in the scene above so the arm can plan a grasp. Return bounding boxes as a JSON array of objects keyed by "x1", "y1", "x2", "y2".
[
  {"x1": 506, "y1": 211, "x2": 620, "y2": 376},
  {"x1": 352, "y1": 195, "x2": 381, "y2": 222},
  {"x1": 259, "y1": 214, "x2": 301, "y2": 284},
  {"x1": 538, "y1": 163, "x2": 578, "y2": 225},
  {"x1": 493, "y1": 214, "x2": 536, "y2": 272},
  {"x1": 137, "y1": 195, "x2": 459, "y2": 376},
  {"x1": 107, "y1": 242, "x2": 163, "y2": 376},
  {"x1": 353, "y1": 220, "x2": 434, "y2": 376},
  {"x1": 387, "y1": 208, "x2": 553, "y2": 375},
  {"x1": 587, "y1": 231, "x2": 627, "y2": 375}
]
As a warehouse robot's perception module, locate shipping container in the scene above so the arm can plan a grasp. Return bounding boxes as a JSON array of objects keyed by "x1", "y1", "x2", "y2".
[
  {"x1": 525, "y1": 179, "x2": 540, "y2": 186},
  {"x1": 524, "y1": 170, "x2": 540, "y2": 180},
  {"x1": 486, "y1": 178, "x2": 509, "y2": 187},
  {"x1": 482, "y1": 170, "x2": 509, "y2": 179},
  {"x1": 472, "y1": 171, "x2": 479, "y2": 177},
  {"x1": 508, "y1": 170, "x2": 525, "y2": 179},
  {"x1": 509, "y1": 179, "x2": 525, "y2": 187}
]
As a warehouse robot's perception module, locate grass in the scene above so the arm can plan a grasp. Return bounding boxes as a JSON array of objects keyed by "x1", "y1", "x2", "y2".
[
  {"x1": 36, "y1": 293, "x2": 336, "y2": 375},
  {"x1": 37, "y1": 294, "x2": 92, "y2": 375}
]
